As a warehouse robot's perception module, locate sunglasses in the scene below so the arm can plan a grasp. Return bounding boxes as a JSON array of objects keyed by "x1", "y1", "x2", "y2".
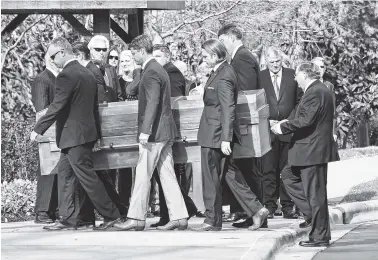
[
  {"x1": 109, "y1": 55, "x2": 119, "y2": 60},
  {"x1": 50, "y1": 50, "x2": 63, "y2": 60},
  {"x1": 94, "y1": 48, "x2": 108, "y2": 52}
]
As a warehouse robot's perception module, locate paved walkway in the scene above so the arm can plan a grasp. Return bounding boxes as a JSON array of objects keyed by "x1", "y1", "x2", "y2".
[{"x1": 1, "y1": 216, "x2": 300, "y2": 260}]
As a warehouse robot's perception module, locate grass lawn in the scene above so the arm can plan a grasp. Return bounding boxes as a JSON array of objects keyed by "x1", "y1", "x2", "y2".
[{"x1": 335, "y1": 146, "x2": 378, "y2": 204}]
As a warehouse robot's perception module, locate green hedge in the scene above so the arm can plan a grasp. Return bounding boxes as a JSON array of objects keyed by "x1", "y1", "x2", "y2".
[{"x1": 1, "y1": 179, "x2": 36, "y2": 223}]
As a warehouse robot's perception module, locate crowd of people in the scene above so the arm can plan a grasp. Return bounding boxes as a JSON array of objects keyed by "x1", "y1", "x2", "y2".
[{"x1": 30, "y1": 23, "x2": 338, "y2": 247}]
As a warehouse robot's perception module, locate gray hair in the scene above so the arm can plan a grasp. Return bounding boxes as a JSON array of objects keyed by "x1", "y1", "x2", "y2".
[
  {"x1": 50, "y1": 37, "x2": 73, "y2": 55},
  {"x1": 88, "y1": 35, "x2": 110, "y2": 49},
  {"x1": 297, "y1": 62, "x2": 321, "y2": 80}
]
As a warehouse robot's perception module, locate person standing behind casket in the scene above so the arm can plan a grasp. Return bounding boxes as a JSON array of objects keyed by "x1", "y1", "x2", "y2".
[
  {"x1": 218, "y1": 24, "x2": 264, "y2": 226},
  {"x1": 191, "y1": 39, "x2": 269, "y2": 232},
  {"x1": 30, "y1": 37, "x2": 121, "y2": 231},
  {"x1": 148, "y1": 44, "x2": 198, "y2": 228},
  {"x1": 271, "y1": 62, "x2": 334, "y2": 247},
  {"x1": 260, "y1": 47, "x2": 303, "y2": 219},
  {"x1": 31, "y1": 54, "x2": 60, "y2": 224},
  {"x1": 113, "y1": 35, "x2": 188, "y2": 231}
]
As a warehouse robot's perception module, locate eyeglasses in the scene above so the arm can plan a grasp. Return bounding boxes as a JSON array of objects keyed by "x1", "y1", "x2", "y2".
[
  {"x1": 94, "y1": 48, "x2": 108, "y2": 53},
  {"x1": 109, "y1": 55, "x2": 119, "y2": 60},
  {"x1": 50, "y1": 50, "x2": 63, "y2": 60}
]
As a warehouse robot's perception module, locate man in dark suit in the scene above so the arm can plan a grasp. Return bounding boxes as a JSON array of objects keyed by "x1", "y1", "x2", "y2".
[
  {"x1": 218, "y1": 23, "x2": 264, "y2": 226},
  {"x1": 260, "y1": 47, "x2": 303, "y2": 219},
  {"x1": 113, "y1": 35, "x2": 188, "y2": 231},
  {"x1": 30, "y1": 37, "x2": 121, "y2": 230},
  {"x1": 71, "y1": 42, "x2": 128, "y2": 227},
  {"x1": 271, "y1": 62, "x2": 334, "y2": 247},
  {"x1": 31, "y1": 55, "x2": 59, "y2": 224},
  {"x1": 191, "y1": 39, "x2": 269, "y2": 232}
]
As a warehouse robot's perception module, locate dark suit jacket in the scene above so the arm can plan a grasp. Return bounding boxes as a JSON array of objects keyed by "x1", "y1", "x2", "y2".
[
  {"x1": 34, "y1": 60, "x2": 100, "y2": 149},
  {"x1": 138, "y1": 59, "x2": 177, "y2": 142},
  {"x1": 105, "y1": 64, "x2": 123, "y2": 101},
  {"x1": 163, "y1": 62, "x2": 186, "y2": 97},
  {"x1": 31, "y1": 69, "x2": 56, "y2": 112},
  {"x1": 86, "y1": 61, "x2": 117, "y2": 103},
  {"x1": 231, "y1": 46, "x2": 261, "y2": 91},
  {"x1": 197, "y1": 62, "x2": 241, "y2": 148},
  {"x1": 261, "y1": 67, "x2": 303, "y2": 142},
  {"x1": 280, "y1": 80, "x2": 334, "y2": 166}
]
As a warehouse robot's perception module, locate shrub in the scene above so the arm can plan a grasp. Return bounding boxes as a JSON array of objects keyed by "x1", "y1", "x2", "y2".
[
  {"x1": 1, "y1": 116, "x2": 40, "y2": 183},
  {"x1": 1, "y1": 179, "x2": 37, "y2": 222}
]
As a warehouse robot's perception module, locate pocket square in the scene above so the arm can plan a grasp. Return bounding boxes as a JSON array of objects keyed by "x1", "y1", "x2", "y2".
[{"x1": 207, "y1": 87, "x2": 215, "y2": 90}]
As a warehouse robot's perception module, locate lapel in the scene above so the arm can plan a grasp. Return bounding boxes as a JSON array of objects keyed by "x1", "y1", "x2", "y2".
[
  {"x1": 277, "y1": 67, "x2": 288, "y2": 103},
  {"x1": 264, "y1": 70, "x2": 278, "y2": 101},
  {"x1": 203, "y1": 62, "x2": 226, "y2": 100}
]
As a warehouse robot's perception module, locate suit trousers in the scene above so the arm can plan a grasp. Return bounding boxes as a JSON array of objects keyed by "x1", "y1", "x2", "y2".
[
  {"x1": 127, "y1": 141, "x2": 188, "y2": 221},
  {"x1": 228, "y1": 158, "x2": 263, "y2": 214},
  {"x1": 261, "y1": 137, "x2": 294, "y2": 213},
  {"x1": 35, "y1": 168, "x2": 58, "y2": 217},
  {"x1": 118, "y1": 168, "x2": 133, "y2": 207},
  {"x1": 154, "y1": 164, "x2": 198, "y2": 221},
  {"x1": 201, "y1": 147, "x2": 263, "y2": 228},
  {"x1": 282, "y1": 164, "x2": 331, "y2": 241},
  {"x1": 58, "y1": 142, "x2": 121, "y2": 225}
]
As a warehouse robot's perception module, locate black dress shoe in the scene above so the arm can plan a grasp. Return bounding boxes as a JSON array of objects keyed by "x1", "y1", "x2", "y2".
[
  {"x1": 232, "y1": 218, "x2": 268, "y2": 228},
  {"x1": 283, "y1": 211, "x2": 299, "y2": 219},
  {"x1": 224, "y1": 212, "x2": 247, "y2": 222},
  {"x1": 93, "y1": 219, "x2": 119, "y2": 231},
  {"x1": 35, "y1": 212, "x2": 54, "y2": 224},
  {"x1": 299, "y1": 240, "x2": 330, "y2": 247},
  {"x1": 299, "y1": 219, "x2": 312, "y2": 228},
  {"x1": 43, "y1": 221, "x2": 72, "y2": 231},
  {"x1": 196, "y1": 211, "x2": 206, "y2": 218},
  {"x1": 150, "y1": 218, "x2": 169, "y2": 228}
]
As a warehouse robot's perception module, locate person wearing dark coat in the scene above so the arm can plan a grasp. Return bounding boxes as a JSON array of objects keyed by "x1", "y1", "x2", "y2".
[
  {"x1": 271, "y1": 62, "x2": 334, "y2": 247},
  {"x1": 218, "y1": 24, "x2": 264, "y2": 227},
  {"x1": 31, "y1": 38, "x2": 121, "y2": 231},
  {"x1": 31, "y1": 54, "x2": 59, "y2": 224},
  {"x1": 191, "y1": 39, "x2": 269, "y2": 232},
  {"x1": 260, "y1": 47, "x2": 303, "y2": 220}
]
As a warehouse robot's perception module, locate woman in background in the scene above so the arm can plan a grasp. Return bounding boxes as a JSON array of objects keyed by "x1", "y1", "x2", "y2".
[
  {"x1": 107, "y1": 46, "x2": 120, "y2": 69},
  {"x1": 118, "y1": 50, "x2": 141, "y2": 101}
]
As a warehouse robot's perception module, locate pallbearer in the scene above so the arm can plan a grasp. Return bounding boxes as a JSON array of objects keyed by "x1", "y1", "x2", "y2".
[
  {"x1": 114, "y1": 35, "x2": 188, "y2": 231},
  {"x1": 191, "y1": 39, "x2": 269, "y2": 231}
]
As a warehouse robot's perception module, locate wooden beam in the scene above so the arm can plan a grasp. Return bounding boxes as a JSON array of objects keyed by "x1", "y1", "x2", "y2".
[
  {"x1": 128, "y1": 9, "x2": 144, "y2": 41},
  {"x1": 146, "y1": 0, "x2": 185, "y2": 10},
  {"x1": 60, "y1": 13, "x2": 92, "y2": 37},
  {"x1": 1, "y1": 0, "x2": 148, "y2": 11},
  {"x1": 110, "y1": 18, "x2": 132, "y2": 43},
  {"x1": 93, "y1": 10, "x2": 110, "y2": 39},
  {"x1": 1, "y1": 14, "x2": 29, "y2": 36}
]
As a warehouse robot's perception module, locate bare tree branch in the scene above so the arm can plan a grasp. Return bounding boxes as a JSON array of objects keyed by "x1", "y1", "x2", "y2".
[
  {"x1": 161, "y1": 0, "x2": 243, "y2": 38},
  {"x1": 177, "y1": 27, "x2": 217, "y2": 36},
  {"x1": 1, "y1": 15, "x2": 49, "y2": 71}
]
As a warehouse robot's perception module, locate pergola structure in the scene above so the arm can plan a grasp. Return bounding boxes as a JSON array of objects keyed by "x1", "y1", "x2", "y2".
[{"x1": 1, "y1": 0, "x2": 185, "y2": 42}]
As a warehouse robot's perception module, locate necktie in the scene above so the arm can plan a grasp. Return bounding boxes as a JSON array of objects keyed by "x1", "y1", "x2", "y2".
[{"x1": 273, "y1": 74, "x2": 279, "y2": 99}]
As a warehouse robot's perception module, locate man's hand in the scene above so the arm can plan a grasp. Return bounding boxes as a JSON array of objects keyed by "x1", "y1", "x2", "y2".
[
  {"x1": 271, "y1": 122, "x2": 283, "y2": 135},
  {"x1": 221, "y1": 141, "x2": 232, "y2": 156},
  {"x1": 333, "y1": 134, "x2": 337, "y2": 142},
  {"x1": 139, "y1": 133, "x2": 150, "y2": 146},
  {"x1": 30, "y1": 131, "x2": 39, "y2": 142},
  {"x1": 269, "y1": 120, "x2": 279, "y2": 127},
  {"x1": 92, "y1": 140, "x2": 101, "y2": 152}
]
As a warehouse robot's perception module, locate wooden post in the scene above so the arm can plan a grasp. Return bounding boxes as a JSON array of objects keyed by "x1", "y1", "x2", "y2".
[
  {"x1": 93, "y1": 10, "x2": 110, "y2": 39},
  {"x1": 128, "y1": 9, "x2": 144, "y2": 41}
]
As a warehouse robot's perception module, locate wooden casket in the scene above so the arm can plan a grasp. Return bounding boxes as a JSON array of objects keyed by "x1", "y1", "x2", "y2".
[{"x1": 36, "y1": 89, "x2": 271, "y2": 210}]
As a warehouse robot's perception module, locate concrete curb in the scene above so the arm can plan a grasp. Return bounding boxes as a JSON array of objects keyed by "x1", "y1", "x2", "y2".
[{"x1": 246, "y1": 200, "x2": 378, "y2": 260}]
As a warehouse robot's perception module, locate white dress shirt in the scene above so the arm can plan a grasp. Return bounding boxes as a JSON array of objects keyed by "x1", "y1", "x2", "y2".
[{"x1": 269, "y1": 68, "x2": 283, "y2": 93}]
